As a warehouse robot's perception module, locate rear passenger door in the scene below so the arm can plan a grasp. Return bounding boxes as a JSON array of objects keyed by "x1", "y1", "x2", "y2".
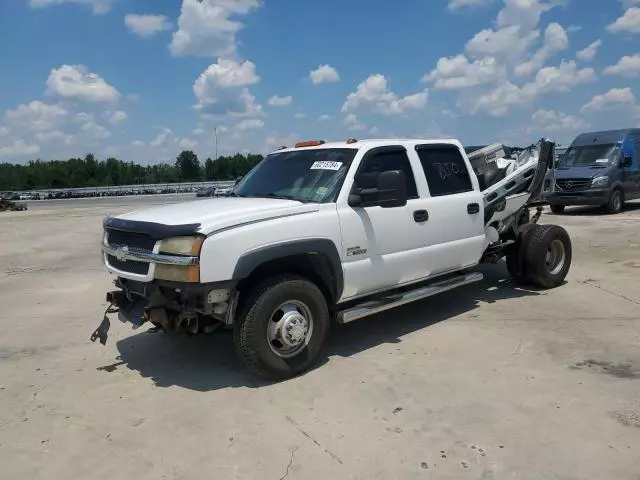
[
  {"x1": 627, "y1": 135, "x2": 640, "y2": 200},
  {"x1": 413, "y1": 144, "x2": 486, "y2": 275}
]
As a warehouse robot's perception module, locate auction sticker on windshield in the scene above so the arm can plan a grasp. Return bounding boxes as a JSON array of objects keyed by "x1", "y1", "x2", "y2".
[{"x1": 311, "y1": 161, "x2": 343, "y2": 170}]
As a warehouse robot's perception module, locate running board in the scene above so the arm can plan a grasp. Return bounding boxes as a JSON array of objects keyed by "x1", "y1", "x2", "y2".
[{"x1": 336, "y1": 272, "x2": 484, "y2": 324}]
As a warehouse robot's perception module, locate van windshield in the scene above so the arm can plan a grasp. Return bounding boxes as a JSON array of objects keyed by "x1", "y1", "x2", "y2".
[
  {"x1": 558, "y1": 143, "x2": 620, "y2": 168},
  {"x1": 233, "y1": 148, "x2": 357, "y2": 203}
]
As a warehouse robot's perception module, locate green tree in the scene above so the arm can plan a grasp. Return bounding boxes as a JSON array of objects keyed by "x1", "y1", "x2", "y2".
[{"x1": 175, "y1": 150, "x2": 201, "y2": 181}]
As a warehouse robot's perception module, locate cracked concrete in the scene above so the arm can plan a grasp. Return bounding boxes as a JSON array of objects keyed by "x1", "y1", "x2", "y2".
[{"x1": 1, "y1": 197, "x2": 640, "y2": 479}]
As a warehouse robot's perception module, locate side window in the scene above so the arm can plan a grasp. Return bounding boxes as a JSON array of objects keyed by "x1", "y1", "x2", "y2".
[
  {"x1": 415, "y1": 145, "x2": 473, "y2": 197},
  {"x1": 354, "y1": 149, "x2": 418, "y2": 200}
]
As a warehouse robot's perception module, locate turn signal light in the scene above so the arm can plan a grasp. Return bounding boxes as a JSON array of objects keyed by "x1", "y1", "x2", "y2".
[{"x1": 295, "y1": 140, "x2": 326, "y2": 148}]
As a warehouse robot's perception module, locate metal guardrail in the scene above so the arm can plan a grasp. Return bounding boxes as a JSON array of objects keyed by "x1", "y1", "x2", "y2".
[{"x1": 1, "y1": 181, "x2": 236, "y2": 199}]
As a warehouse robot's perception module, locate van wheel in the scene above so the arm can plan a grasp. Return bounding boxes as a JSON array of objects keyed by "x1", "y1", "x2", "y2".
[
  {"x1": 604, "y1": 189, "x2": 624, "y2": 214},
  {"x1": 521, "y1": 224, "x2": 572, "y2": 289},
  {"x1": 234, "y1": 275, "x2": 330, "y2": 380},
  {"x1": 550, "y1": 204, "x2": 565, "y2": 214}
]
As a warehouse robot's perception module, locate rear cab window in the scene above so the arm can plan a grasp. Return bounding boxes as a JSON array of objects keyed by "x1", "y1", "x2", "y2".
[{"x1": 414, "y1": 144, "x2": 473, "y2": 196}]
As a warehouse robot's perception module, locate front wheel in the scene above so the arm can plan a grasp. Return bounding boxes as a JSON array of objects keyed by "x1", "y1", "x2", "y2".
[
  {"x1": 234, "y1": 275, "x2": 330, "y2": 380},
  {"x1": 604, "y1": 189, "x2": 624, "y2": 214}
]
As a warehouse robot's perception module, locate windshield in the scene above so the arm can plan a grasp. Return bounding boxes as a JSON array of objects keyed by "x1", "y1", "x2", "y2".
[
  {"x1": 233, "y1": 148, "x2": 358, "y2": 203},
  {"x1": 558, "y1": 143, "x2": 621, "y2": 168}
]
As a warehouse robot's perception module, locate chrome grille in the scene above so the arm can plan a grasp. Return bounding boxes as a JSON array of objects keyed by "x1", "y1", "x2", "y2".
[
  {"x1": 556, "y1": 179, "x2": 591, "y2": 191},
  {"x1": 105, "y1": 229, "x2": 156, "y2": 276}
]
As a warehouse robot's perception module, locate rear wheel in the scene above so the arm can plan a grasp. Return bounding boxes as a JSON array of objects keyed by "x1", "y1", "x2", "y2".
[
  {"x1": 521, "y1": 224, "x2": 572, "y2": 289},
  {"x1": 234, "y1": 275, "x2": 330, "y2": 380},
  {"x1": 505, "y1": 223, "x2": 536, "y2": 284},
  {"x1": 604, "y1": 188, "x2": 624, "y2": 214},
  {"x1": 550, "y1": 204, "x2": 565, "y2": 214}
]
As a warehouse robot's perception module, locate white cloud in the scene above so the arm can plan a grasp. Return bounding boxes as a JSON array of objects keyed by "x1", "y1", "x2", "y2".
[
  {"x1": 108, "y1": 110, "x2": 128, "y2": 125},
  {"x1": 28, "y1": 0, "x2": 113, "y2": 14},
  {"x1": 236, "y1": 119, "x2": 264, "y2": 130},
  {"x1": 466, "y1": 25, "x2": 540, "y2": 60},
  {"x1": 318, "y1": 114, "x2": 333, "y2": 121},
  {"x1": 473, "y1": 60, "x2": 595, "y2": 116},
  {"x1": 125, "y1": 14, "x2": 172, "y2": 37},
  {"x1": 0, "y1": 139, "x2": 40, "y2": 157},
  {"x1": 193, "y1": 59, "x2": 262, "y2": 117},
  {"x1": 622, "y1": 0, "x2": 640, "y2": 7},
  {"x1": 179, "y1": 138, "x2": 198, "y2": 149},
  {"x1": 344, "y1": 113, "x2": 366, "y2": 131},
  {"x1": 130, "y1": 140, "x2": 145, "y2": 147},
  {"x1": 170, "y1": 0, "x2": 261, "y2": 58},
  {"x1": 342, "y1": 74, "x2": 428, "y2": 115},
  {"x1": 424, "y1": 55, "x2": 506, "y2": 89},
  {"x1": 580, "y1": 87, "x2": 636, "y2": 113},
  {"x1": 575, "y1": 40, "x2": 602, "y2": 62},
  {"x1": 150, "y1": 128, "x2": 176, "y2": 147},
  {"x1": 46, "y1": 65, "x2": 120, "y2": 103},
  {"x1": 514, "y1": 22, "x2": 568, "y2": 77},
  {"x1": 607, "y1": 7, "x2": 640, "y2": 34},
  {"x1": 447, "y1": 0, "x2": 493, "y2": 11},
  {"x1": 603, "y1": 54, "x2": 640, "y2": 77},
  {"x1": 35, "y1": 130, "x2": 74, "y2": 145},
  {"x1": 294, "y1": 112, "x2": 307, "y2": 119},
  {"x1": 3, "y1": 101, "x2": 68, "y2": 132},
  {"x1": 496, "y1": 0, "x2": 564, "y2": 31},
  {"x1": 267, "y1": 95, "x2": 292, "y2": 106},
  {"x1": 531, "y1": 109, "x2": 586, "y2": 132},
  {"x1": 81, "y1": 121, "x2": 111, "y2": 139},
  {"x1": 309, "y1": 64, "x2": 340, "y2": 84},
  {"x1": 0, "y1": 125, "x2": 9, "y2": 136}
]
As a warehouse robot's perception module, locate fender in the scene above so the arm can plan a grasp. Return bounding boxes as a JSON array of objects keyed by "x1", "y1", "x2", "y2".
[{"x1": 232, "y1": 238, "x2": 344, "y2": 301}]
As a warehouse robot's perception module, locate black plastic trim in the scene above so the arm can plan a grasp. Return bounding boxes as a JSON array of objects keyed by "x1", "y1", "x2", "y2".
[
  {"x1": 104, "y1": 217, "x2": 201, "y2": 240},
  {"x1": 232, "y1": 238, "x2": 344, "y2": 301}
]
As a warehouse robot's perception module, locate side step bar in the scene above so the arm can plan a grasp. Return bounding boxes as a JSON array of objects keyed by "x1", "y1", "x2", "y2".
[{"x1": 336, "y1": 272, "x2": 484, "y2": 324}]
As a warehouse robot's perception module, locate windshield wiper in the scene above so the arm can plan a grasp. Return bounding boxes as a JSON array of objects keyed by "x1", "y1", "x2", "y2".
[{"x1": 247, "y1": 193, "x2": 315, "y2": 203}]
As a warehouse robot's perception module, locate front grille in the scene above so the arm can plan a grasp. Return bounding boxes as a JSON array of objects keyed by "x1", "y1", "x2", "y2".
[
  {"x1": 107, "y1": 229, "x2": 156, "y2": 251},
  {"x1": 556, "y1": 179, "x2": 591, "y2": 191},
  {"x1": 106, "y1": 255, "x2": 149, "y2": 275},
  {"x1": 105, "y1": 229, "x2": 155, "y2": 276}
]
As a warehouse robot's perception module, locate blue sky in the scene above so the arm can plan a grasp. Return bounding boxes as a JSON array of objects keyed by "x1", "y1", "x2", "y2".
[{"x1": 0, "y1": 0, "x2": 639, "y2": 164}]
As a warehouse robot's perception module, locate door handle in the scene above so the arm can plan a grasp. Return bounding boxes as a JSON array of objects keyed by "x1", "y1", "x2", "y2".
[
  {"x1": 413, "y1": 209, "x2": 429, "y2": 222},
  {"x1": 467, "y1": 203, "x2": 480, "y2": 214}
]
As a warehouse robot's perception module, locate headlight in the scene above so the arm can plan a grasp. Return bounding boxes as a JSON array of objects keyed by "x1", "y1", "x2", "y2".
[
  {"x1": 155, "y1": 235, "x2": 205, "y2": 282},
  {"x1": 591, "y1": 176, "x2": 609, "y2": 188}
]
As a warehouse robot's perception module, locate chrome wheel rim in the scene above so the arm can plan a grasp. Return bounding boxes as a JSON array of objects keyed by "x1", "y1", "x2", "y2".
[
  {"x1": 267, "y1": 300, "x2": 313, "y2": 358},
  {"x1": 546, "y1": 239, "x2": 566, "y2": 275}
]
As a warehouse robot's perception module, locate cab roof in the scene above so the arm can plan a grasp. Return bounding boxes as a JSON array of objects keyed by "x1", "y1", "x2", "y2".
[{"x1": 270, "y1": 138, "x2": 464, "y2": 154}]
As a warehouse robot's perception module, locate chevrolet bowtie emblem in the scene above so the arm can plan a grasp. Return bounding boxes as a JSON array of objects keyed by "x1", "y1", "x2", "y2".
[{"x1": 115, "y1": 246, "x2": 129, "y2": 262}]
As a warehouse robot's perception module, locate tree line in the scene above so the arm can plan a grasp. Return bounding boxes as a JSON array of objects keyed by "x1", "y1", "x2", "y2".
[{"x1": 0, "y1": 150, "x2": 264, "y2": 191}]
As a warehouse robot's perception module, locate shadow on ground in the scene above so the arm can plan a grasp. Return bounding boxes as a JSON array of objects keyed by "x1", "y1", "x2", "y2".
[{"x1": 103, "y1": 263, "x2": 540, "y2": 392}]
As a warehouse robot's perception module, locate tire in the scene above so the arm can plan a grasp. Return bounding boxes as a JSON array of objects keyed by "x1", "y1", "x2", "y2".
[
  {"x1": 505, "y1": 223, "x2": 537, "y2": 284},
  {"x1": 234, "y1": 275, "x2": 330, "y2": 380},
  {"x1": 604, "y1": 188, "x2": 624, "y2": 214},
  {"x1": 550, "y1": 204, "x2": 565, "y2": 214},
  {"x1": 521, "y1": 224, "x2": 572, "y2": 289}
]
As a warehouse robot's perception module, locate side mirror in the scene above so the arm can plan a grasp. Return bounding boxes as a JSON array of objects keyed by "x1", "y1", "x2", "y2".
[
  {"x1": 621, "y1": 154, "x2": 632, "y2": 168},
  {"x1": 348, "y1": 170, "x2": 407, "y2": 208}
]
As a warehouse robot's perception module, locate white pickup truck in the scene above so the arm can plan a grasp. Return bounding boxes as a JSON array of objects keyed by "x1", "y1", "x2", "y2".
[{"x1": 92, "y1": 137, "x2": 571, "y2": 380}]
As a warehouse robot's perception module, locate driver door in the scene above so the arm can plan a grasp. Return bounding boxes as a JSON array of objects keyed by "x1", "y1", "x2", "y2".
[{"x1": 336, "y1": 146, "x2": 432, "y2": 300}]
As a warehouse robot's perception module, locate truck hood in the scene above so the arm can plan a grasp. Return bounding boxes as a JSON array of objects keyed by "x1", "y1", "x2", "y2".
[
  {"x1": 115, "y1": 197, "x2": 320, "y2": 235},
  {"x1": 555, "y1": 166, "x2": 608, "y2": 179}
]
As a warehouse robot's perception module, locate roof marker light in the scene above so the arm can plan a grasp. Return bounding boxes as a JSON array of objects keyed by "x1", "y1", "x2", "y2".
[
  {"x1": 346, "y1": 138, "x2": 358, "y2": 144},
  {"x1": 295, "y1": 140, "x2": 326, "y2": 148}
]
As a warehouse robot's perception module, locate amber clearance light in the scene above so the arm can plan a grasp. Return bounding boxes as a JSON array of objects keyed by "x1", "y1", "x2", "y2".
[{"x1": 295, "y1": 140, "x2": 326, "y2": 148}]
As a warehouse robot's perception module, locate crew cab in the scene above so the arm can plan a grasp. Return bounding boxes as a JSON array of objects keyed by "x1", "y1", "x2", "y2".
[{"x1": 92, "y1": 138, "x2": 572, "y2": 380}]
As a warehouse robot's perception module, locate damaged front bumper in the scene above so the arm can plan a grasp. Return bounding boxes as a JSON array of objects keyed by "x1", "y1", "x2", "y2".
[{"x1": 90, "y1": 278, "x2": 238, "y2": 346}]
